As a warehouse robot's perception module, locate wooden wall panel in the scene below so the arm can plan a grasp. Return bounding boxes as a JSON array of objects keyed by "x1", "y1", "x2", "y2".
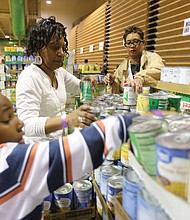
[
  {"x1": 107, "y1": 0, "x2": 149, "y2": 73},
  {"x1": 76, "y1": 3, "x2": 107, "y2": 65},
  {"x1": 152, "y1": 0, "x2": 190, "y2": 66}
]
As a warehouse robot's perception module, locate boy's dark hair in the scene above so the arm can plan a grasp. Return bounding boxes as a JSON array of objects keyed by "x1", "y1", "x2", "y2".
[
  {"x1": 123, "y1": 26, "x2": 144, "y2": 45},
  {"x1": 26, "y1": 16, "x2": 68, "y2": 56}
]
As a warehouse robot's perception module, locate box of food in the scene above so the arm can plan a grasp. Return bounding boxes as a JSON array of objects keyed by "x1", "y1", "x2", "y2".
[{"x1": 44, "y1": 205, "x2": 96, "y2": 220}]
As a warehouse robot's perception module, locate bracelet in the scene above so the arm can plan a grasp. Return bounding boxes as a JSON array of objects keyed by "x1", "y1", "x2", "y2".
[{"x1": 61, "y1": 112, "x2": 69, "y2": 128}]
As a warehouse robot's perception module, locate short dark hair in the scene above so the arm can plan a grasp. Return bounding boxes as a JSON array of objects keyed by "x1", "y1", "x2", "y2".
[
  {"x1": 123, "y1": 26, "x2": 144, "y2": 45},
  {"x1": 26, "y1": 16, "x2": 68, "y2": 56}
]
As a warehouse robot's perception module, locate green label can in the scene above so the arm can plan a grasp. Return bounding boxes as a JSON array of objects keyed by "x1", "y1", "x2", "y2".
[
  {"x1": 149, "y1": 96, "x2": 168, "y2": 110},
  {"x1": 75, "y1": 95, "x2": 81, "y2": 109},
  {"x1": 167, "y1": 95, "x2": 181, "y2": 112},
  {"x1": 128, "y1": 119, "x2": 168, "y2": 176},
  {"x1": 81, "y1": 80, "x2": 93, "y2": 103}
]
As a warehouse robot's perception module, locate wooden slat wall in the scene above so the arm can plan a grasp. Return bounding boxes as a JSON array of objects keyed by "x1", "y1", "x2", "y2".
[
  {"x1": 151, "y1": 0, "x2": 190, "y2": 66},
  {"x1": 69, "y1": 0, "x2": 190, "y2": 73},
  {"x1": 107, "y1": 0, "x2": 149, "y2": 74},
  {"x1": 68, "y1": 25, "x2": 78, "y2": 59},
  {"x1": 76, "y1": 3, "x2": 107, "y2": 65}
]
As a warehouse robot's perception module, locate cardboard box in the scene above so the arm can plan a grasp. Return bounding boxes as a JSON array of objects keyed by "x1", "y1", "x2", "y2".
[
  {"x1": 44, "y1": 205, "x2": 96, "y2": 220},
  {"x1": 115, "y1": 196, "x2": 131, "y2": 220}
]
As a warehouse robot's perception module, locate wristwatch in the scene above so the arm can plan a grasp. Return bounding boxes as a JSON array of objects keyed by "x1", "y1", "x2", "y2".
[{"x1": 61, "y1": 112, "x2": 69, "y2": 128}]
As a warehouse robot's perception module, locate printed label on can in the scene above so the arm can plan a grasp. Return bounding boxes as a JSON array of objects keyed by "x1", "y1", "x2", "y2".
[
  {"x1": 136, "y1": 94, "x2": 150, "y2": 113},
  {"x1": 156, "y1": 132, "x2": 190, "y2": 200},
  {"x1": 100, "y1": 165, "x2": 122, "y2": 198},
  {"x1": 129, "y1": 119, "x2": 168, "y2": 176},
  {"x1": 137, "y1": 187, "x2": 158, "y2": 220},
  {"x1": 121, "y1": 141, "x2": 130, "y2": 166},
  {"x1": 73, "y1": 180, "x2": 92, "y2": 209},
  {"x1": 123, "y1": 86, "x2": 137, "y2": 106},
  {"x1": 106, "y1": 176, "x2": 124, "y2": 213},
  {"x1": 81, "y1": 81, "x2": 93, "y2": 103},
  {"x1": 54, "y1": 183, "x2": 73, "y2": 211},
  {"x1": 123, "y1": 169, "x2": 141, "y2": 220}
]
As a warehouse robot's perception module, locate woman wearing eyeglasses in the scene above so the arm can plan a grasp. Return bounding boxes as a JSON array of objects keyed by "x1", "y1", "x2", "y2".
[
  {"x1": 104, "y1": 26, "x2": 165, "y2": 94},
  {"x1": 16, "y1": 16, "x2": 97, "y2": 144}
]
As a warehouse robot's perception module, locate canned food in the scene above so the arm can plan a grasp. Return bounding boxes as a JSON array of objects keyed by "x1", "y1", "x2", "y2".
[
  {"x1": 120, "y1": 140, "x2": 130, "y2": 166},
  {"x1": 87, "y1": 106, "x2": 101, "y2": 118},
  {"x1": 73, "y1": 180, "x2": 92, "y2": 209},
  {"x1": 167, "y1": 95, "x2": 181, "y2": 112},
  {"x1": 100, "y1": 165, "x2": 122, "y2": 198},
  {"x1": 168, "y1": 117, "x2": 190, "y2": 132},
  {"x1": 123, "y1": 86, "x2": 137, "y2": 106},
  {"x1": 75, "y1": 95, "x2": 81, "y2": 109},
  {"x1": 164, "y1": 113, "x2": 189, "y2": 123},
  {"x1": 94, "y1": 160, "x2": 113, "y2": 186},
  {"x1": 156, "y1": 132, "x2": 190, "y2": 200},
  {"x1": 54, "y1": 183, "x2": 73, "y2": 211},
  {"x1": 42, "y1": 194, "x2": 53, "y2": 217},
  {"x1": 106, "y1": 176, "x2": 124, "y2": 214},
  {"x1": 129, "y1": 119, "x2": 168, "y2": 176},
  {"x1": 137, "y1": 187, "x2": 159, "y2": 220},
  {"x1": 149, "y1": 95, "x2": 168, "y2": 110},
  {"x1": 136, "y1": 93, "x2": 150, "y2": 113},
  {"x1": 132, "y1": 115, "x2": 162, "y2": 124},
  {"x1": 81, "y1": 80, "x2": 93, "y2": 104},
  {"x1": 123, "y1": 168, "x2": 141, "y2": 220}
]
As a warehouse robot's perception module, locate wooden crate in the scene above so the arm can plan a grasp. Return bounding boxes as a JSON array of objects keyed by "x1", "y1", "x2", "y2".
[
  {"x1": 44, "y1": 205, "x2": 96, "y2": 220},
  {"x1": 115, "y1": 196, "x2": 131, "y2": 220}
]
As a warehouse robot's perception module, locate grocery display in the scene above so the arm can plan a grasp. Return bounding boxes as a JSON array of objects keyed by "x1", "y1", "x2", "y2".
[{"x1": 1, "y1": 3, "x2": 190, "y2": 219}]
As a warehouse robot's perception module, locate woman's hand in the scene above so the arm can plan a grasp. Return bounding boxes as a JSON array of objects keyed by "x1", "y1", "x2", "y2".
[
  {"x1": 131, "y1": 78, "x2": 143, "y2": 94},
  {"x1": 66, "y1": 105, "x2": 97, "y2": 127},
  {"x1": 82, "y1": 75, "x2": 98, "y2": 90},
  {"x1": 103, "y1": 73, "x2": 115, "y2": 86}
]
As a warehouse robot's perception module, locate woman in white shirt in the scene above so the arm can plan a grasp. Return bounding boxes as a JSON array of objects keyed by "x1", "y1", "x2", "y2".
[{"x1": 16, "y1": 16, "x2": 97, "y2": 143}]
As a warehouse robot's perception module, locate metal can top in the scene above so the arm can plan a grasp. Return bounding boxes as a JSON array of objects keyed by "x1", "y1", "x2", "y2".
[
  {"x1": 139, "y1": 187, "x2": 158, "y2": 206},
  {"x1": 156, "y1": 132, "x2": 190, "y2": 150},
  {"x1": 107, "y1": 176, "x2": 124, "y2": 189},
  {"x1": 128, "y1": 119, "x2": 167, "y2": 133},
  {"x1": 100, "y1": 165, "x2": 122, "y2": 177},
  {"x1": 123, "y1": 168, "x2": 140, "y2": 184},
  {"x1": 164, "y1": 113, "x2": 189, "y2": 123},
  {"x1": 168, "y1": 117, "x2": 190, "y2": 132},
  {"x1": 132, "y1": 115, "x2": 162, "y2": 124},
  {"x1": 73, "y1": 180, "x2": 92, "y2": 191},
  {"x1": 54, "y1": 183, "x2": 73, "y2": 195}
]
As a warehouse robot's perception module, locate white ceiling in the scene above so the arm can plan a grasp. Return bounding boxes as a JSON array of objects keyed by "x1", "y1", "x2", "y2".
[{"x1": 0, "y1": 0, "x2": 108, "y2": 45}]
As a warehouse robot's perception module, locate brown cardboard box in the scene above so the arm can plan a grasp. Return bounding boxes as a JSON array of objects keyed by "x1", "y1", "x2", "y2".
[
  {"x1": 44, "y1": 205, "x2": 96, "y2": 220},
  {"x1": 115, "y1": 196, "x2": 131, "y2": 220}
]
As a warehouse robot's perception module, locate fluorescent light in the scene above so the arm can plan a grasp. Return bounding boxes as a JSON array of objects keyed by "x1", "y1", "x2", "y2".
[
  {"x1": 5, "y1": 35, "x2": 9, "y2": 38},
  {"x1": 46, "y1": 0, "x2": 52, "y2": 4}
]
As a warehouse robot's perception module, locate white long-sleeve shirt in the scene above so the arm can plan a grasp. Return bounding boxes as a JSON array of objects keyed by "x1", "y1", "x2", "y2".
[
  {"x1": 16, "y1": 64, "x2": 81, "y2": 143},
  {"x1": 0, "y1": 114, "x2": 133, "y2": 220}
]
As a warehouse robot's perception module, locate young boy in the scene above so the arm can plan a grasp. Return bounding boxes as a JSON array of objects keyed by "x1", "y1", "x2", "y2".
[{"x1": 0, "y1": 94, "x2": 134, "y2": 220}]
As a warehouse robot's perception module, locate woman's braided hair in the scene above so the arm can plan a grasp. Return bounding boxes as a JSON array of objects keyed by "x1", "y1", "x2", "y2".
[{"x1": 26, "y1": 16, "x2": 68, "y2": 56}]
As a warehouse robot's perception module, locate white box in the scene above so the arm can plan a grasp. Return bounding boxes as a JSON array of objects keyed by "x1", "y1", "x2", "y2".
[
  {"x1": 172, "y1": 67, "x2": 180, "y2": 83},
  {"x1": 179, "y1": 67, "x2": 190, "y2": 85},
  {"x1": 160, "y1": 66, "x2": 175, "y2": 82}
]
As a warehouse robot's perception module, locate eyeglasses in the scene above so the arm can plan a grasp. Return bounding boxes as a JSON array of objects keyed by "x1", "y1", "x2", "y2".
[{"x1": 125, "y1": 39, "x2": 143, "y2": 47}]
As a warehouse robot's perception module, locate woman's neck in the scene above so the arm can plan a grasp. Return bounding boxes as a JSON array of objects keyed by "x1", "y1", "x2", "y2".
[
  {"x1": 38, "y1": 64, "x2": 57, "y2": 88},
  {"x1": 130, "y1": 57, "x2": 140, "y2": 64}
]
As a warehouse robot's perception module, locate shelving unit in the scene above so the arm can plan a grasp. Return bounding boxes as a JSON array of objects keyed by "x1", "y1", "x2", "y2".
[
  {"x1": 92, "y1": 179, "x2": 114, "y2": 220},
  {"x1": 154, "y1": 81, "x2": 190, "y2": 95},
  {"x1": 128, "y1": 151, "x2": 190, "y2": 220}
]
